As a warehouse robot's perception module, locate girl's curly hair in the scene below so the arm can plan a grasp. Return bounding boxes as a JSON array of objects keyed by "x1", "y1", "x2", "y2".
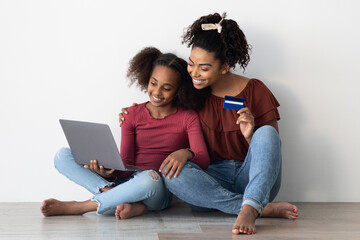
[
  {"x1": 127, "y1": 47, "x2": 210, "y2": 110},
  {"x1": 182, "y1": 12, "x2": 251, "y2": 70}
]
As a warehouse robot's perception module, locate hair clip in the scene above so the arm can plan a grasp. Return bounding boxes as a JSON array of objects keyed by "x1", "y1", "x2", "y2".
[{"x1": 201, "y1": 13, "x2": 226, "y2": 33}]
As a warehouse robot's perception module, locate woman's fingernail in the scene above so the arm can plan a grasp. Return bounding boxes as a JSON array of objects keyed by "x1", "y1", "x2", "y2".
[{"x1": 293, "y1": 209, "x2": 296, "y2": 213}]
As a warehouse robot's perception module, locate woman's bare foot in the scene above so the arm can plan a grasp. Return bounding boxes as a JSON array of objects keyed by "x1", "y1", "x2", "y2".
[
  {"x1": 262, "y1": 202, "x2": 298, "y2": 220},
  {"x1": 232, "y1": 202, "x2": 299, "y2": 235},
  {"x1": 115, "y1": 203, "x2": 146, "y2": 220},
  {"x1": 232, "y1": 205, "x2": 258, "y2": 235},
  {"x1": 40, "y1": 198, "x2": 97, "y2": 217}
]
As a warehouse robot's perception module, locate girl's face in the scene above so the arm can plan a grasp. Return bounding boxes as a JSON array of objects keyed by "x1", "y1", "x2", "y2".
[
  {"x1": 147, "y1": 65, "x2": 180, "y2": 108},
  {"x1": 187, "y1": 47, "x2": 227, "y2": 89}
]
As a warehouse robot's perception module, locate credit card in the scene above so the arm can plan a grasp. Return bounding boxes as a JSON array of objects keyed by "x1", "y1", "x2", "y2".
[{"x1": 223, "y1": 95, "x2": 245, "y2": 110}]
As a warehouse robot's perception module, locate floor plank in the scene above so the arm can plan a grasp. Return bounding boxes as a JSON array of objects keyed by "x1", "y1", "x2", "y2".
[{"x1": 1, "y1": 202, "x2": 359, "y2": 239}]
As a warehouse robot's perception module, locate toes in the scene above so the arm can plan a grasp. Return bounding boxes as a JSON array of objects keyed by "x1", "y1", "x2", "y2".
[
  {"x1": 239, "y1": 225, "x2": 246, "y2": 234},
  {"x1": 247, "y1": 228, "x2": 254, "y2": 234},
  {"x1": 288, "y1": 207, "x2": 299, "y2": 220},
  {"x1": 289, "y1": 213, "x2": 298, "y2": 220},
  {"x1": 233, "y1": 224, "x2": 256, "y2": 235},
  {"x1": 40, "y1": 201, "x2": 49, "y2": 215},
  {"x1": 115, "y1": 205, "x2": 124, "y2": 220},
  {"x1": 41, "y1": 200, "x2": 47, "y2": 208},
  {"x1": 232, "y1": 225, "x2": 240, "y2": 234},
  {"x1": 242, "y1": 226, "x2": 254, "y2": 234},
  {"x1": 116, "y1": 204, "x2": 125, "y2": 213},
  {"x1": 292, "y1": 206, "x2": 299, "y2": 214}
]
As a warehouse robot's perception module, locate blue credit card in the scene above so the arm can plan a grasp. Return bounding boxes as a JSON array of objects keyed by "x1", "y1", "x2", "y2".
[{"x1": 223, "y1": 95, "x2": 245, "y2": 110}]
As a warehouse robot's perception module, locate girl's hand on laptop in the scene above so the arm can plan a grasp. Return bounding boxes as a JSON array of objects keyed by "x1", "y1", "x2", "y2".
[
  {"x1": 84, "y1": 160, "x2": 116, "y2": 178},
  {"x1": 118, "y1": 103, "x2": 138, "y2": 127},
  {"x1": 159, "y1": 149, "x2": 194, "y2": 179}
]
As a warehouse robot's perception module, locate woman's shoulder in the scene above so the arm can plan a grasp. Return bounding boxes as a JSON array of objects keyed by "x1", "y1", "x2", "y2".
[
  {"x1": 241, "y1": 78, "x2": 280, "y2": 120},
  {"x1": 224, "y1": 75, "x2": 266, "y2": 97},
  {"x1": 238, "y1": 78, "x2": 275, "y2": 97},
  {"x1": 248, "y1": 78, "x2": 270, "y2": 88}
]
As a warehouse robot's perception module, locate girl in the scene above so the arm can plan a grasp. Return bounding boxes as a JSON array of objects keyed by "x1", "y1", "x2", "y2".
[
  {"x1": 120, "y1": 13, "x2": 298, "y2": 234},
  {"x1": 41, "y1": 47, "x2": 210, "y2": 219}
]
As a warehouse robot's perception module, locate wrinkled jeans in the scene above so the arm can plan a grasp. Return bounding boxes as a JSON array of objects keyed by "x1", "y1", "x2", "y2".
[
  {"x1": 163, "y1": 125, "x2": 281, "y2": 215},
  {"x1": 54, "y1": 148, "x2": 172, "y2": 214}
]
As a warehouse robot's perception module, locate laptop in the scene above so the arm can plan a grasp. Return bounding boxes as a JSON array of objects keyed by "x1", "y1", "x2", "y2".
[{"x1": 59, "y1": 119, "x2": 153, "y2": 171}]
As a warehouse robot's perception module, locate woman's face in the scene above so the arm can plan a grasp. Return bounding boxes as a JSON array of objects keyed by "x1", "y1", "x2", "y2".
[
  {"x1": 187, "y1": 47, "x2": 225, "y2": 89},
  {"x1": 147, "y1": 65, "x2": 179, "y2": 108}
]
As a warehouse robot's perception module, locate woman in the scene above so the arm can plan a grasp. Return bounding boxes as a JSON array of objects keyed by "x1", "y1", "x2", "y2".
[
  {"x1": 120, "y1": 13, "x2": 298, "y2": 234},
  {"x1": 41, "y1": 47, "x2": 209, "y2": 219}
]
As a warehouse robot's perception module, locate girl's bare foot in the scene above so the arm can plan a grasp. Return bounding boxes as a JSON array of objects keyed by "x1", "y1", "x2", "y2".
[
  {"x1": 115, "y1": 203, "x2": 146, "y2": 220},
  {"x1": 262, "y1": 202, "x2": 298, "y2": 220},
  {"x1": 40, "y1": 198, "x2": 97, "y2": 217},
  {"x1": 232, "y1": 205, "x2": 258, "y2": 235}
]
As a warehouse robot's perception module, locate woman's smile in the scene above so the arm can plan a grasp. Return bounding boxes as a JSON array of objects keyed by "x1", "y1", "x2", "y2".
[{"x1": 192, "y1": 78, "x2": 206, "y2": 85}]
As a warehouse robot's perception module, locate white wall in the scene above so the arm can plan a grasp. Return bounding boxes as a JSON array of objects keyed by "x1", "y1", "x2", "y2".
[{"x1": 1, "y1": 0, "x2": 359, "y2": 202}]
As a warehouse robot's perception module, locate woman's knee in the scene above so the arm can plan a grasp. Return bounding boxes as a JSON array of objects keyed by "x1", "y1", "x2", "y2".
[
  {"x1": 252, "y1": 125, "x2": 281, "y2": 146},
  {"x1": 254, "y1": 125, "x2": 278, "y2": 137},
  {"x1": 162, "y1": 162, "x2": 199, "y2": 190},
  {"x1": 161, "y1": 161, "x2": 199, "y2": 178}
]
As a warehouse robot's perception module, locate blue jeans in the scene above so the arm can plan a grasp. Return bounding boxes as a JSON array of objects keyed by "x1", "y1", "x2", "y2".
[
  {"x1": 163, "y1": 125, "x2": 282, "y2": 215},
  {"x1": 54, "y1": 148, "x2": 172, "y2": 214}
]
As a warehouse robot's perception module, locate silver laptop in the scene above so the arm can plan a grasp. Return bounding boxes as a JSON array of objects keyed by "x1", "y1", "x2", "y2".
[{"x1": 59, "y1": 119, "x2": 153, "y2": 171}]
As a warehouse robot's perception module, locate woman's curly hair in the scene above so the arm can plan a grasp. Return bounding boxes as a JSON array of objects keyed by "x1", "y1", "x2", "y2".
[
  {"x1": 182, "y1": 12, "x2": 251, "y2": 70},
  {"x1": 127, "y1": 47, "x2": 210, "y2": 110}
]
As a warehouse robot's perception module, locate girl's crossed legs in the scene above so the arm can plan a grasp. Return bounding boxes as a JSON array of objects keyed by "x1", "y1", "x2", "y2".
[{"x1": 41, "y1": 148, "x2": 171, "y2": 219}]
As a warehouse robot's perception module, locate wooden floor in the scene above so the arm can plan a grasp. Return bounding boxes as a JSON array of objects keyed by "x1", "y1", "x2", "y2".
[{"x1": 1, "y1": 200, "x2": 359, "y2": 239}]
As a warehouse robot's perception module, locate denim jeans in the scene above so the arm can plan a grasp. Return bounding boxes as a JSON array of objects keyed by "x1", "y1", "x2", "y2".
[
  {"x1": 54, "y1": 148, "x2": 172, "y2": 214},
  {"x1": 163, "y1": 125, "x2": 282, "y2": 215}
]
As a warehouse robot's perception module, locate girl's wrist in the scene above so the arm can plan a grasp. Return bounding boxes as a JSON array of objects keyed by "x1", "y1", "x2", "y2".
[{"x1": 185, "y1": 148, "x2": 194, "y2": 160}]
